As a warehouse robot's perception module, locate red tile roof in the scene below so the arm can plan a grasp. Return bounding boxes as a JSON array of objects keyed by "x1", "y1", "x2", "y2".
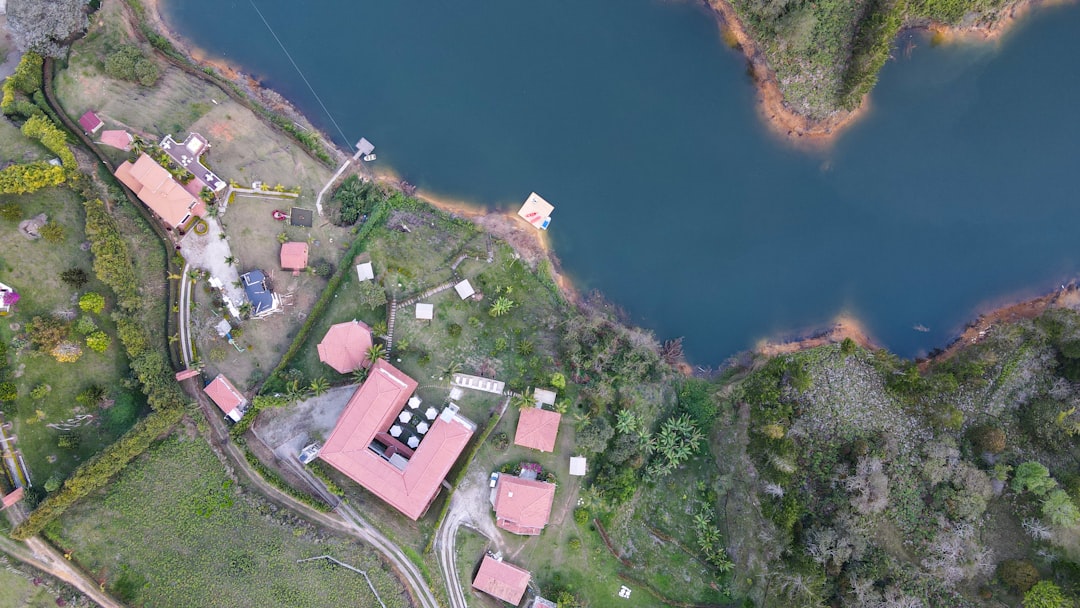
[
  {"x1": 494, "y1": 476, "x2": 556, "y2": 536},
  {"x1": 514, "y1": 408, "x2": 561, "y2": 453},
  {"x1": 317, "y1": 320, "x2": 374, "y2": 374},
  {"x1": 319, "y1": 360, "x2": 475, "y2": 520},
  {"x1": 472, "y1": 555, "x2": 531, "y2": 605},
  {"x1": 280, "y1": 242, "x2": 309, "y2": 270},
  {"x1": 114, "y1": 154, "x2": 202, "y2": 228},
  {"x1": 78, "y1": 111, "x2": 103, "y2": 133},
  {"x1": 99, "y1": 129, "x2": 132, "y2": 151},
  {"x1": 204, "y1": 374, "x2": 246, "y2": 415},
  {"x1": 174, "y1": 369, "x2": 201, "y2": 381},
  {"x1": 1, "y1": 488, "x2": 24, "y2": 510}
]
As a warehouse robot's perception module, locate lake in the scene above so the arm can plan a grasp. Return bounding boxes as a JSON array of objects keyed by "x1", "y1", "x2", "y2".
[{"x1": 161, "y1": 0, "x2": 1080, "y2": 364}]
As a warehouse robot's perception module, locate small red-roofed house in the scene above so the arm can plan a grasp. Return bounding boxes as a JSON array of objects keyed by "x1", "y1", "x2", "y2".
[
  {"x1": 493, "y1": 475, "x2": 556, "y2": 536},
  {"x1": 204, "y1": 374, "x2": 247, "y2": 422},
  {"x1": 319, "y1": 360, "x2": 476, "y2": 520},
  {"x1": 99, "y1": 129, "x2": 133, "y2": 151},
  {"x1": 472, "y1": 554, "x2": 531, "y2": 605},
  {"x1": 280, "y1": 242, "x2": 309, "y2": 274},
  {"x1": 78, "y1": 111, "x2": 104, "y2": 134},
  {"x1": 514, "y1": 408, "x2": 561, "y2": 453},
  {"x1": 1, "y1": 488, "x2": 24, "y2": 510},
  {"x1": 318, "y1": 320, "x2": 374, "y2": 374}
]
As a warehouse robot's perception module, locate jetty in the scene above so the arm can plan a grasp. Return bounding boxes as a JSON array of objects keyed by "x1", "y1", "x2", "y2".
[{"x1": 517, "y1": 192, "x2": 553, "y2": 230}]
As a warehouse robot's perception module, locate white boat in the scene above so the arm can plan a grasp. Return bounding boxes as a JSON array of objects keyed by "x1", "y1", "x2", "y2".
[{"x1": 362, "y1": 154, "x2": 377, "y2": 162}]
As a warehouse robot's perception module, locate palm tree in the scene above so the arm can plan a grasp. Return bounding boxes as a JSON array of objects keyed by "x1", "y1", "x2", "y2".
[
  {"x1": 224, "y1": 255, "x2": 237, "y2": 266},
  {"x1": 372, "y1": 321, "x2": 388, "y2": 337},
  {"x1": 615, "y1": 410, "x2": 640, "y2": 435},
  {"x1": 553, "y1": 399, "x2": 569, "y2": 414},
  {"x1": 351, "y1": 367, "x2": 368, "y2": 385},
  {"x1": 285, "y1": 379, "x2": 305, "y2": 402},
  {"x1": 441, "y1": 359, "x2": 462, "y2": 378},
  {"x1": 238, "y1": 302, "x2": 252, "y2": 318},
  {"x1": 366, "y1": 343, "x2": 386, "y2": 364},
  {"x1": 309, "y1": 377, "x2": 329, "y2": 397},
  {"x1": 511, "y1": 391, "x2": 533, "y2": 410},
  {"x1": 488, "y1": 296, "x2": 514, "y2": 317},
  {"x1": 516, "y1": 339, "x2": 534, "y2": 356}
]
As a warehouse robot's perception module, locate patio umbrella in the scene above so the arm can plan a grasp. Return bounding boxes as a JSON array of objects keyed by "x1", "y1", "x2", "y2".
[
  {"x1": 390, "y1": 425, "x2": 402, "y2": 437},
  {"x1": 398, "y1": 411, "x2": 412, "y2": 424},
  {"x1": 416, "y1": 421, "x2": 429, "y2": 435},
  {"x1": 408, "y1": 396, "x2": 422, "y2": 409},
  {"x1": 407, "y1": 436, "x2": 420, "y2": 449},
  {"x1": 425, "y1": 407, "x2": 438, "y2": 420}
]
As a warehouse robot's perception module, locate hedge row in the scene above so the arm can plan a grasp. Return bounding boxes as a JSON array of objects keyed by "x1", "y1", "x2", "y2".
[
  {"x1": 1, "y1": 53, "x2": 43, "y2": 118},
  {"x1": 262, "y1": 199, "x2": 391, "y2": 390},
  {"x1": 10, "y1": 406, "x2": 184, "y2": 539},
  {"x1": 241, "y1": 447, "x2": 332, "y2": 513},
  {"x1": 83, "y1": 198, "x2": 140, "y2": 310},
  {"x1": 22, "y1": 114, "x2": 76, "y2": 171},
  {"x1": 0, "y1": 161, "x2": 65, "y2": 194}
]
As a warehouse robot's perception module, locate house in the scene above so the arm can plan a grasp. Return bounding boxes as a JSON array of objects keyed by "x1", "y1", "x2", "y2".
[
  {"x1": 160, "y1": 133, "x2": 227, "y2": 192},
  {"x1": 1, "y1": 487, "x2": 24, "y2": 511},
  {"x1": 114, "y1": 153, "x2": 205, "y2": 229},
  {"x1": 415, "y1": 302, "x2": 434, "y2": 320},
  {"x1": 514, "y1": 408, "x2": 561, "y2": 453},
  {"x1": 472, "y1": 554, "x2": 531, "y2": 605},
  {"x1": 0, "y1": 281, "x2": 17, "y2": 316},
  {"x1": 317, "y1": 320, "x2": 373, "y2": 374},
  {"x1": 356, "y1": 261, "x2": 375, "y2": 282},
  {"x1": 78, "y1": 110, "x2": 104, "y2": 134},
  {"x1": 454, "y1": 279, "x2": 475, "y2": 300},
  {"x1": 204, "y1": 374, "x2": 247, "y2": 422},
  {"x1": 280, "y1": 242, "x2": 309, "y2": 273},
  {"x1": 531, "y1": 597, "x2": 557, "y2": 608},
  {"x1": 318, "y1": 360, "x2": 476, "y2": 520},
  {"x1": 569, "y1": 456, "x2": 587, "y2": 477},
  {"x1": 493, "y1": 475, "x2": 556, "y2": 535},
  {"x1": 517, "y1": 192, "x2": 553, "y2": 230},
  {"x1": 240, "y1": 270, "x2": 280, "y2": 317},
  {"x1": 452, "y1": 373, "x2": 504, "y2": 395},
  {"x1": 99, "y1": 129, "x2": 133, "y2": 151}
]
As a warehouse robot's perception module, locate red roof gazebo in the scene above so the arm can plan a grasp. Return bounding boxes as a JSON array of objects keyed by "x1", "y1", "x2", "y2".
[{"x1": 317, "y1": 320, "x2": 374, "y2": 374}]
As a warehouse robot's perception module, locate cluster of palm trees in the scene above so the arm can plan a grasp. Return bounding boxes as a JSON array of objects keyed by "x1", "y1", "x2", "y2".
[
  {"x1": 488, "y1": 296, "x2": 514, "y2": 317},
  {"x1": 693, "y1": 508, "x2": 734, "y2": 572},
  {"x1": 644, "y1": 413, "x2": 705, "y2": 481}
]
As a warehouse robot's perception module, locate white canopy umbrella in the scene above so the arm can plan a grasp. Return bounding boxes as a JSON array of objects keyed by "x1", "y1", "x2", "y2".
[
  {"x1": 416, "y1": 421, "x2": 430, "y2": 435},
  {"x1": 407, "y1": 436, "x2": 420, "y2": 449},
  {"x1": 408, "y1": 396, "x2": 422, "y2": 409},
  {"x1": 389, "y1": 425, "x2": 402, "y2": 438},
  {"x1": 398, "y1": 411, "x2": 412, "y2": 424},
  {"x1": 425, "y1": 407, "x2": 438, "y2": 420}
]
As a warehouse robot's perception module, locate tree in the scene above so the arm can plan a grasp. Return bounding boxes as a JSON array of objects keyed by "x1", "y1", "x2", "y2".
[
  {"x1": 1023, "y1": 581, "x2": 1068, "y2": 608},
  {"x1": 7, "y1": 0, "x2": 87, "y2": 58},
  {"x1": 350, "y1": 367, "x2": 368, "y2": 384},
  {"x1": 1042, "y1": 489, "x2": 1080, "y2": 527},
  {"x1": 28, "y1": 315, "x2": 68, "y2": 351},
  {"x1": 576, "y1": 416, "x2": 614, "y2": 453},
  {"x1": 615, "y1": 409, "x2": 640, "y2": 435},
  {"x1": 79, "y1": 292, "x2": 106, "y2": 314},
  {"x1": 313, "y1": 260, "x2": 333, "y2": 278},
  {"x1": 60, "y1": 267, "x2": 89, "y2": 288},
  {"x1": 1013, "y1": 462, "x2": 1058, "y2": 497},
  {"x1": 969, "y1": 424, "x2": 1006, "y2": 455},
  {"x1": 1000, "y1": 559, "x2": 1040, "y2": 593},
  {"x1": 309, "y1": 377, "x2": 329, "y2": 397},
  {"x1": 85, "y1": 331, "x2": 111, "y2": 353},
  {"x1": 0, "y1": 382, "x2": 17, "y2": 402},
  {"x1": 224, "y1": 255, "x2": 237, "y2": 266},
  {"x1": 511, "y1": 391, "x2": 534, "y2": 410},
  {"x1": 51, "y1": 340, "x2": 82, "y2": 363},
  {"x1": 357, "y1": 280, "x2": 387, "y2": 309},
  {"x1": 489, "y1": 296, "x2": 514, "y2": 317},
  {"x1": 366, "y1": 343, "x2": 386, "y2": 364},
  {"x1": 550, "y1": 372, "x2": 566, "y2": 390}
]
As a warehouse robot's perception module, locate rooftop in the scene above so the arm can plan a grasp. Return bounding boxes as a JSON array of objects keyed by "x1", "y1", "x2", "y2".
[
  {"x1": 317, "y1": 320, "x2": 374, "y2": 374},
  {"x1": 569, "y1": 456, "x2": 587, "y2": 476},
  {"x1": 204, "y1": 374, "x2": 247, "y2": 415},
  {"x1": 240, "y1": 270, "x2": 279, "y2": 317},
  {"x1": 290, "y1": 207, "x2": 314, "y2": 227},
  {"x1": 174, "y1": 368, "x2": 201, "y2": 381},
  {"x1": 533, "y1": 388, "x2": 557, "y2": 406},
  {"x1": 78, "y1": 110, "x2": 103, "y2": 133},
  {"x1": 454, "y1": 279, "x2": 475, "y2": 299},
  {"x1": 319, "y1": 360, "x2": 476, "y2": 520},
  {"x1": 518, "y1": 192, "x2": 554, "y2": 230},
  {"x1": 1, "y1": 487, "x2": 24, "y2": 510},
  {"x1": 114, "y1": 154, "x2": 204, "y2": 228},
  {"x1": 356, "y1": 262, "x2": 375, "y2": 282},
  {"x1": 280, "y1": 241, "x2": 309, "y2": 270},
  {"x1": 415, "y1": 302, "x2": 434, "y2": 320},
  {"x1": 514, "y1": 408, "x2": 561, "y2": 453},
  {"x1": 98, "y1": 129, "x2": 132, "y2": 151},
  {"x1": 356, "y1": 138, "x2": 375, "y2": 155},
  {"x1": 494, "y1": 475, "x2": 556, "y2": 535},
  {"x1": 160, "y1": 133, "x2": 227, "y2": 192},
  {"x1": 472, "y1": 555, "x2": 531, "y2": 605}
]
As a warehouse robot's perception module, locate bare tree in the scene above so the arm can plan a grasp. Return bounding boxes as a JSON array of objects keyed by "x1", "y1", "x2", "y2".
[
  {"x1": 8, "y1": 0, "x2": 88, "y2": 57},
  {"x1": 1023, "y1": 518, "x2": 1053, "y2": 541},
  {"x1": 846, "y1": 457, "x2": 889, "y2": 515}
]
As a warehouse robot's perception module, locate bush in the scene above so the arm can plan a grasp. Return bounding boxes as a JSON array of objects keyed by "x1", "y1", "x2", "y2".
[
  {"x1": 1013, "y1": 462, "x2": 1058, "y2": 497},
  {"x1": 313, "y1": 260, "x2": 333, "y2": 278},
  {"x1": 104, "y1": 45, "x2": 159, "y2": 86},
  {"x1": 0, "y1": 202, "x2": 21, "y2": 221},
  {"x1": 573, "y1": 507, "x2": 590, "y2": 525},
  {"x1": 999, "y1": 559, "x2": 1040, "y2": 593},
  {"x1": 0, "y1": 161, "x2": 65, "y2": 194},
  {"x1": 60, "y1": 267, "x2": 89, "y2": 288},
  {"x1": 0, "y1": 381, "x2": 17, "y2": 402},
  {"x1": 970, "y1": 424, "x2": 1006, "y2": 455},
  {"x1": 86, "y1": 330, "x2": 111, "y2": 352},
  {"x1": 50, "y1": 340, "x2": 82, "y2": 363},
  {"x1": 21, "y1": 114, "x2": 76, "y2": 171},
  {"x1": 1023, "y1": 581, "x2": 1068, "y2": 608},
  {"x1": 57, "y1": 431, "x2": 81, "y2": 449},
  {"x1": 83, "y1": 199, "x2": 140, "y2": 310},
  {"x1": 29, "y1": 384, "x2": 50, "y2": 399},
  {"x1": 38, "y1": 220, "x2": 65, "y2": 243},
  {"x1": 357, "y1": 279, "x2": 387, "y2": 309},
  {"x1": 492, "y1": 432, "x2": 509, "y2": 451},
  {"x1": 78, "y1": 291, "x2": 106, "y2": 314},
  {"x1": 568, "y1": 537, "x2": 581, "y2": 550},
  {"x1": 447, "y1": 323, "x2": 462, "y2": 337},
  {"x1": 28, "y1": 315, "x2": 69, "y2": 351},
  {"x1": 74, "y1": 315, "x2": 97, "y2": 335}
]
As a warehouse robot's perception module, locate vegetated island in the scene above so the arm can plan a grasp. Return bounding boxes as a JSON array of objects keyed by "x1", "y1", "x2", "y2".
[{"x1": 706, "y1": 0, "x2": 1046, "y2": 141}]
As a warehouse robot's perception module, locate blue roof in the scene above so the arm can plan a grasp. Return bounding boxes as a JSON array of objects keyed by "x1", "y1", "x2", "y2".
[{"x1": 240, "y1": 270, "x2": 276, "y2": 315}]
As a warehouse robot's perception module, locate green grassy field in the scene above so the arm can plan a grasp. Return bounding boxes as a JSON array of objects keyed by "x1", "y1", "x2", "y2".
[
  {"x1": 0, "y1": 565, "x2": 59, "y2": 608},
  {"x1": 0, "y1": 186, "x2": 146, "y2": 484},
  {"x1": 48, "y1": 430, "x2": 412, "y2": 608}
]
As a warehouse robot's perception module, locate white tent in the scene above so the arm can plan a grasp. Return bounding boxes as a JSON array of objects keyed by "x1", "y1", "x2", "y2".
[
  {"x1": 416, "y1": 421, "x2": 429, "y2": 435},
  {"x1": 390, "y1": 425, "x2": 402, "y2": 438},
  {"x1": 407, "y1": 436, "x2": 420, "y2": 449},
  {"x1": 408, "y1": 396, "x2": 422, "y2": 409},
  {"x1": 425, "y1": 407, "x2": 438, "y2": 420},
  {"x1": 454, "y1": 280, "x2": 475, "y2": 300},
  {"x1": 398, "y1": 411, "x2": 412, "y2": 424},
  {"x1": 415, "y1": 302, "x2": 434, "y2": 320},
  {"x1": 569, "y1": 456, "x2": 587, "y2": 476},
  {"x1": 356, "y1": 262, "x2": 374, "y2": 282}
]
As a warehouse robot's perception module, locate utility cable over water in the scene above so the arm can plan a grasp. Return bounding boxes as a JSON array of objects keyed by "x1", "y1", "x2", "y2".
[{"x1": 247, "y1": 0, "x2": 352, "y2": 147}]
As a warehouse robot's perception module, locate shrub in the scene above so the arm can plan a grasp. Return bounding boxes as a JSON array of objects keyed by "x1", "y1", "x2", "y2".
[
  {"x1": 86, "y1": 330, "x2": 111, "y2": 353},
  {"x1": 57, "y1": 431, "x2": 81, "y2": 450},
  {"x1": 492, "y1": 432, "x2": 509, "y2": 451},
  {"x1": 60, "y1": 267, "x2": 89, "y2": 288},
  {"x1": 0, "y1": 381, "x2": 17, "y2": 402},
  {"x1": 447, "y1": 323, "x2": 462, "y2": 337},
  {"x1": 1041, "y1": 490, "x2": 1080, "y2": 528},
  {"x1": 1023, "y1": 581, "x2": 1068, "y2": 608},
  {"x1": 568, "y1": 537, "x2": 581, "y2": 550},
  {"x1": 0, "y1": 201, "x2": 21, "y2": 221},
  {"x1": 313, "y1": 260, "x2": 333, "y2": 278},
  {"x1": 1013, "y1": 462, "x2": 1058, "y2": 497},
  {"x1": 105, "y1": 393, "x2": 139, "y2": 432},
  {"x1": 551, "y1": 372, "x2": 566, "y2": 390},
  {"x1": 29, "y1": 384, "x2": 50, "y2": 399},
  {"x1": 50, "y1": 340, "x2": 83, "y2": 363},
  {"x1": 999, "y1": 559, "x2": 1040, "y2": 593},
  {"x1": 0, "y1": 161, "x2": 65, "y2": 194},
  {"x1": 970, "y1": 424, "x2": 1006, "y2": 455},
  {"x1": 28, "y1": 315, "x2": 68, "y2": 351},
  {"x1": 83, "y1": 199, "x2": 140, "y2": 310},
  {"x1": 38, "y1": 220, "x2": 65, "y2": 243},
  {"x1": 573, "y1": 507, "x2": 590, "y2": 526},
  {"x1": 104, "y1": 45, "x2": 159, "y2": 86},
  {"x1": 21, "y1": 114, "x2": 76, "y2": 171},
  {"x1": 78, "y1": 291, "x2": 106, "y2": 314},
  {"x1": 73, "y1": 315, "x2": 97, "y2": 335},
  {"x1": 356, "y1": 279, "x2": 387, "y2": 309},
  {"x1": 209, "y1": 346, "x2": 227, "y2": 362}
]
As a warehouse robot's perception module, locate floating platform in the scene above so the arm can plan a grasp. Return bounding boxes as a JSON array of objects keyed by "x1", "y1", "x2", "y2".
[{"x1": 517, "y1": 192, "x2": 553, "y2": 230}]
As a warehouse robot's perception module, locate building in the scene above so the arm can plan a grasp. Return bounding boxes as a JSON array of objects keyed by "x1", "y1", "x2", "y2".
[
  {"x1": 532, "y1": 388, "x2": 557, "y2": 407},
  {"x1": 472, "y1": 554, "x2": 531, "y2": 605},
  {"x1": 453, "y1": 373, "x2": 505, "y2": 395},
  {"x1": 318, "y1": 360, "x2": 476, "y2": 520},
  {"x1": 317, "y1": 320, "x2": 374, "y2": 374},
  {"x1": 160, "y1": 133, "x2": 227, "y2": 192},
  {"x1": 514, "y1": 408, "x2": 561, "y2": 453},
  {"x1": 415, "y1": 302, "x2": 434, "y2": 320},
  {"x1": 280, "y1": 242, "x2": 309, "y2": 273},
  {"x1": 356, "y1": 137, "x2": 375, "y2": 156},
  {"x1": 98, "y1": 129, "x2": 133, "y2": 151},
  {"x1": 114, "y1": 153, "x2": 205, "y2": 229},
  {"x1": 240, "y1": 270, "x2": 280, "y2": 317},
  {"x1": 517, "y1": 192, "x2": 553, "y2": 230},
  {"x1": 569, "y1": 456, "x2": 587, "y2": 477},
  {"x1": 454, "y1": 279, "x2": 475, "y2": 300},
  {"x1": 204, "y1": 374, "x2": 247, "y2": 422},
  {"x1": 78, "y1": 110, "x2": 104, "y2": 134},
  {"x1": 531, "y1": 597, "x2": 557, "y2": 608},
  {"x1": 356, "y1": 261, "x2": 375, "y2": 281},
  {"x1": 1, "y1": 487, "x2": 24, "y2": 511},
  {"x1": 493, "y1": 475, "x2": 556, "y2": 535},
  {"x1": 174, "y1": 368, "x2": 200, "y2": 381}
]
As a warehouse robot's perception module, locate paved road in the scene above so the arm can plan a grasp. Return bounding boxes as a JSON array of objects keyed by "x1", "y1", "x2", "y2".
[{"x1": 0, "y1": 526, "x2": 124, "y2": 608}]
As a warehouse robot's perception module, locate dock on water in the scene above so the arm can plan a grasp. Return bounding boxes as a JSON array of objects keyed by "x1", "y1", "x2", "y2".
[{"x1": 517, "y1": 192, "x2": 554, "y2": 230}]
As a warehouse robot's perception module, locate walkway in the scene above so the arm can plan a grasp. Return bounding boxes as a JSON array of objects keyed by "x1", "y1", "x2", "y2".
[
  {"x1": 315, "y1": 147, "x2": 366, "y2": 215},
  {"x1": 178, "y1": 262, "x2": 194, "y2": 365}
]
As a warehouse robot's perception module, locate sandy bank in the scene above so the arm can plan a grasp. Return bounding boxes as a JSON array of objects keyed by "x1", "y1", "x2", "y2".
[{"x1": 755, "y1": 316, "x2": 876, "y2": 357}]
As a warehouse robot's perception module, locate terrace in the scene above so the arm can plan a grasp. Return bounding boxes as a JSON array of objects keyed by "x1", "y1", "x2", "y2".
[{"x1": 160, "y1": 132, "x2": 227, "y2": 192}]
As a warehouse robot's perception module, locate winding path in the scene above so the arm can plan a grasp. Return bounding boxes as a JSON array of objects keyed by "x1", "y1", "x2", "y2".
[{"x1": 0, "y1": 527, "x2": 124, "y2": 608}]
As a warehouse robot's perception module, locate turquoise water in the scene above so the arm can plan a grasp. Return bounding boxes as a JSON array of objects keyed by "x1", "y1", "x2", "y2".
[{"x1": 162, "y1": 0, "x2": 1080, "y2": 363}]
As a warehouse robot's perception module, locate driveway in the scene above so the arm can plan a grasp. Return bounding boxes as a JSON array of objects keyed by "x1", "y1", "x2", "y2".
[{"x1": 179, "y1": 216, "x2": 245, "y2": 309}]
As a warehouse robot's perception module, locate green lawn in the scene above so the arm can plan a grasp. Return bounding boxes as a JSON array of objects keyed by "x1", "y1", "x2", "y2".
[
  {"x1": 48, "y1": 431, "x2": 412, "y2": 608},
  {"x1": 0, "y1": 118, "x2": 48, "y2": 164},
  {"x1": 0, "y1": 565, "x2": 59, "y2": 608},
  {"x1": 0, "y1": 186, "x2": 146, "y2": 484}
]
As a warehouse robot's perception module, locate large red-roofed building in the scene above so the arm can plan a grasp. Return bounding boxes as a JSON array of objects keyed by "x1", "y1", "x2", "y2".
[
  {"x1": 493, "y1": 475, "x2": 556, "y2": 536},
  {"x1": 319, "y1": 359, "x2": 475, "y2": 520},
  {"x1": 114, "y1": 153, "x2": 205, "y2": 229},
  {"x1": 472, "y1": 554, "x2": 531, "y2": 605},
  {"x1": 513, "y1": 408, "x2": 561, "y2": 453}
]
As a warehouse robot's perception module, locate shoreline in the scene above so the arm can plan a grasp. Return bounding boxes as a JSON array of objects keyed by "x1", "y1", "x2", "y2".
[
  {"x1": 139, "y1": 0, "x2": 1075, "y2": 369},
  {"x1": 703, "y1": 0, "x2": 1061, "y2": 145}
]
